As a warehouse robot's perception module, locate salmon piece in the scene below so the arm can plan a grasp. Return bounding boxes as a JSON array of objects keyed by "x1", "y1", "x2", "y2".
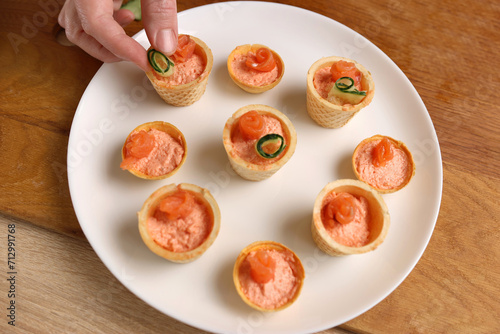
[
  {"x1": 261, "y1": 140, "x2": 281, "y2": 155},
  {"x1": 372, "y1": 137, "x2": 394, "y2": 167},
  {"x1": 248, "y1": 250, "x2": 276, "y2": 284},
  {"x1": 119, "y1": 158, "x2": 137, "y2": 171},
  {"x1": 324, "y1": 192, "x2": 358, "y2": 225},
  {"x1": 158, "y1": 190, "x2": 195, "y2": 220},
  {"x1": 330, "y1": 60, "x2": 362, "y2": 90},
  {"x1": 120, "y1": 130, "x2": 155, "y2": 170},
  {"x1": 171, "y1": 35, "x2": 196, "y2": 63},
  {"x1": 238, "y1": 110, "x2": 266, "y2": 140},
  {"x1": 245, "y1": 47, "x2": 276, "y2": 72}
]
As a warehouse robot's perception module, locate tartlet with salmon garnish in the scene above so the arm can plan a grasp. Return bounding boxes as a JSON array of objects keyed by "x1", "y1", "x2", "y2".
[
  {"x1": 227, "y1": 44, "x2": 285, "y2": 93},
  {"x1": 145, "y1": 34, "x2": 214, "y2": 106},
  {"x1": 138, "y1": 183, "x2": 221, "y2": 263},
  {"x1": 306, "y1": 56, "x2": 375, "y2": 128},
  {"x1": 120, "y1": 121, "x2": 187, "y2": 180},
  {"x1": 222, "y1": 104, "x2": 297, "y2": 181},
  {"x1": 233, "y1": 241, "x2": 305, "y2": 312},
  {"x1": 312, "y1": 179, "x2": 390, "y2": 256},
  {"x1": 352, "y1": 135, "x2": 415, "y2": 193}
]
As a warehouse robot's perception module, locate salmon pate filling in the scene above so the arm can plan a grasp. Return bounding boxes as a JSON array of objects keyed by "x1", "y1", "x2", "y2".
[
  {"x1": 321, "y1": 192, "x2": 371, "y2": 247},
  {"x1": 238, "y1": 249, "x2": 300, "y2": 310},
  {"x1": 231, "y1": 114, "x2": 286, "y2": 165},
  {"x1": 231, "y1": 54, "x2": 278, "y2": 86},
  {"x1": 153, "y1": 53, "x2": 205, "y2": 86},
  {"x1": 355, "y1": 139, "x2": 411, "y2": 190},
  {"x1": 147, "y1": 191, "x2": 213, "y2": 253},
  {"x1": 124, "y1": 128, "x2": 184, "y2": 177},
  {"x1": 313, "y1": 66, "x2": 365, "y2": 105}
]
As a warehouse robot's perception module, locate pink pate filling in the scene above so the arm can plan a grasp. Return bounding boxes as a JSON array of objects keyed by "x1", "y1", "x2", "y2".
[
  {"x1": 321, "y1": 192, "x2": 371, "y2": 247},
  {"x1": 127, "y1": 128, "x2": 184, "y2": 177},
  {"x1": 147, "y1": 194, "x2": 212, "y2": 252},
  {"x1": 239, "y1": 249, "x2": 300, "y2": 310},
  {"x1": 313, "y1": 67, "x2": 335, "y2": 99},
  {"x1": 313, "y1": 67, "x2": 365, "y2": 105},
  {"x1": 153, "y1": 53, "x2": 205, "y2": 85},
  {"x1": 355, "y1": 139, "x2": 411, "y2": 190},
  {"x1": 231, "y1": 54, "x2": 278, "y2": 86},
  {"x1": 231, "y1": 115, "x2": 286, "y2": 165}
]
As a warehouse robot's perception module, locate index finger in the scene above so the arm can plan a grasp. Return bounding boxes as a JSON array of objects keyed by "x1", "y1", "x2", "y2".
[{"x1": 77, "y1": 0, "x2": 149, "y2": 71}]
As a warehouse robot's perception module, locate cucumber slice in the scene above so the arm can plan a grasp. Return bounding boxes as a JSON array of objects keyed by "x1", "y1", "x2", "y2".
[
  {"x1": 255, "y1": 134, "x2": 286, "y2": 159},
  {"x1": 147, "y1": 49, "x2": 175, "y2": 77},
  {"x1": 121, "y1": 0, "x2": 142, "y2": 21},
  {"x1": 328, "y1": 76, "x2": 366, "y2": 105}
]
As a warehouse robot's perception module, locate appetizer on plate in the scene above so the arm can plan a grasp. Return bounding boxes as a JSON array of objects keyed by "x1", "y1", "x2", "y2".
[
  {"x1": 233, "y1": 241, "x2": 305, "y2": 312},
  {"x1": 146, "y1": 34, "x2": 214, "y2": 106},
  {"x1": 120, "y1": 121, "x2": 187, "y2": 180},
  {"x1": 138, "y1": 183, "x2": 221, "y2": 263},
  {"x1": 352, "y1": 135, "x2": 415, "y2": 193},
  {"x1": 312, "y1": 179, "x2": 390, "y2": 256},
  {"x1": 306, "y1": 56, "x2": 374, "y2": 128},
  {"x1": 222, "y1": 104, "x2": 297, "y2": 181},
  {"x1": 227, "y1": 44, "x2": 284, "y2": 93}
]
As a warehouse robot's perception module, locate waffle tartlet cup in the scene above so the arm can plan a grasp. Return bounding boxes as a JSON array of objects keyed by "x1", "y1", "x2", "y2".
[
  {"x1": 233, "y1": 241, "x2": 305, "y2": 312},
  {"x1": 121, "y1": 121, "x2": 187, "y2": 180},
  {"x1": 145, "y1": 35, "x2": 213, "y2": 106},
  {"x1": 352, "y1": 135, "x2": 416, "y2": 193},
  {"x1": 222, "y1": 104, "x2": 297, "y2": 181},
  {"x1": 227, "y1": 44, "x2": 285, "y2": 94},
  {"x1": 138, "y1": 183, "x2": 221, "y2": 263},
  {"x1": 306, "y1": 56, "x2": 375, "y2": 128},
  {"x1": 312, "y1": 179, "x2": 390, "y2": 256}
]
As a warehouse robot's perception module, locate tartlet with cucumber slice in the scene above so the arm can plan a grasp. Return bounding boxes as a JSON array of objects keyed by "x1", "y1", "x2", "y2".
[
  {"x1": 306, "y1": 56, "x2": 375, "y2": 128},
  {"x1": 222, "y1": 104, "x2": 297, "y2": 181},
  {"x1": 145, "y1": 34, "x2": 214, "y2": 107}
]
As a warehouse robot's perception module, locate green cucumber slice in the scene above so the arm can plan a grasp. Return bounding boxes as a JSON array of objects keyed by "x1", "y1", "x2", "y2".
[
  {"x1": 255, "y1": 134, "x2": 286, "y2": 159},
  {"x1": 121, "y1": 0, "x2": 142, "y2": 21},
  {"x1": 147, "y1": 49, "x2": 175, "y2": 77},
  {"x1": 328, "y1": 76, "x2": 366, "y2": 105}
]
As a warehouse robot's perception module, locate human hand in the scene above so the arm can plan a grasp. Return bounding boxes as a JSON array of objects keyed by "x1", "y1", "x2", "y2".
[{"x1": 58, "y1": 0, "x2": 178, "y2": 72}]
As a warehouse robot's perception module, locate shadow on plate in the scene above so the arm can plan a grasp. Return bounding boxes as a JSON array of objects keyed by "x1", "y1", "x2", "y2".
[
  {"x1": 335, "y1": 152, "x2": 357, "y2": 180},
  {"x1": 276, "y1": 86, "x2": 314, "y2": 127},
  {"x1": 214, "y1": 254, "x2": 251, "y2": 314}
]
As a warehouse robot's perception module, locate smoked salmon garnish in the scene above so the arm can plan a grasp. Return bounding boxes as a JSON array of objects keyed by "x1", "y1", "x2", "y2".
[
  {"x1": 120, "y1": 130, "x2": 156, "y2": 170},
  {"x1": 171, "y1": 35, "x2": 196, "y2": 63},
  {"x1": 159, "y1": 189, "x2": 195, "y2": 220},
  {"x1": 372, "y1": 137, "x2": 394, "y2": 167},
  {"x1": 238, "y1": 110, "x2": 266, "y2": 140},
  {"x1": 331, "y1": 60, "x2": 362, "y2": 90},
  {"x1": 324, "y1": 193, "x2": 358, "y2": 225},
  {"x1": 245, "y1": 48, "x2": 276, "y2": 72},
  {"x1": 247, "y1": 250, "x2": 276, "y2": 284}
]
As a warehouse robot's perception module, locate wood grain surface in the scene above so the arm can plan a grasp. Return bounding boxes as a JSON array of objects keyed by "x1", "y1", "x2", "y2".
[{"x1": 1, "y1": 0, "x2": 499, "y2": 333}]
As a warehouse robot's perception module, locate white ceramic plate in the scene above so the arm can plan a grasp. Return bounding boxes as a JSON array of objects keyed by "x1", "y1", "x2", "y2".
[{"x1": 67, "y1": 2, "x2": 442, "y2": 333}]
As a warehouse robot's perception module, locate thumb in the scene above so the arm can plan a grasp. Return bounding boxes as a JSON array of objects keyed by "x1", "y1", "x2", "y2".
[{"x1": 142, "y1": 0, "x2": 178, "y2": 55}]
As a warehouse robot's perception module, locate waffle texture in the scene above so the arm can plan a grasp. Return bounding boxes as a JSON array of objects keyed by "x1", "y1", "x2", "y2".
[
  {"x1": 146, "y1": 36, "x2": 213, "y2": 107},
  {"x1": 306, "y1": 56, "x2": 375, "y2": 128}
]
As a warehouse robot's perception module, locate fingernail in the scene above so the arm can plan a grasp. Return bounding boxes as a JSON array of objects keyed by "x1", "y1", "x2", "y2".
[{"x1": 155, "y1": 29, "x2": 177, "y2": 55}]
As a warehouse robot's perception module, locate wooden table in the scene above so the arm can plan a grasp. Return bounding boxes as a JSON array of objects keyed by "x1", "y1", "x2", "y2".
[{"x1": 1, "y1": 0, "x2": 499, "y2": 332}]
